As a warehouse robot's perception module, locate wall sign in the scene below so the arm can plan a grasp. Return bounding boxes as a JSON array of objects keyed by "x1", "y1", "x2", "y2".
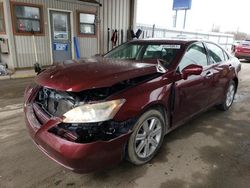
[{"x1": 53, "y1": 43, "x2": 68, "y2": 51}]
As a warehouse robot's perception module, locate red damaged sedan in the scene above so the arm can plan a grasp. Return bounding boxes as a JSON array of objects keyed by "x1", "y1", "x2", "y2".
[{"x1": 24, "y1": 39, "x2": 241, "y2": 173}]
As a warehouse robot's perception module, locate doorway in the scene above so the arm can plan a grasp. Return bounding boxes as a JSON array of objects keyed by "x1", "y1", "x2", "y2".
[{"x1": 49, "y1": 10, "x2": 72, "y2": 63}]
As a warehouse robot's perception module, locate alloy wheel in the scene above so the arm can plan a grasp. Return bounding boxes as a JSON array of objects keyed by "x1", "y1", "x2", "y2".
[
  {"x1": 226, "y1": 84, "x2": 235, "y2": 107},
  {"x1": 134, "y1": 117, "x2": 162, "y2": 159}
]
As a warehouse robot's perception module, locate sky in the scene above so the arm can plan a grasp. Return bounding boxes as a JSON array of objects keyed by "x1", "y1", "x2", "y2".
[{"x1": 136, "y1": 0, "x2": 250, "y2": 33}]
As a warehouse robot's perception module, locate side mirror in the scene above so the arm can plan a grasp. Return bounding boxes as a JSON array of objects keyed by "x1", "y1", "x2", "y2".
[{"x1": 181, "y1": 64, "x2": 203, "y2": 80}]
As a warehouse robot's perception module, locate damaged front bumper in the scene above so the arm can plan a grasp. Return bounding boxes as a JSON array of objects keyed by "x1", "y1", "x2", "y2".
[{"x1": 24, "y1": 87, "x2": 133, "y2": 173}]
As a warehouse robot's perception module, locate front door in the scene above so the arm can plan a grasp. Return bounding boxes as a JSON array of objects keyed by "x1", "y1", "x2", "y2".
[
  {"x1": 50, "y1": 11, "x2": 72, "y2": 63},
  {"x1": 172, "y1": 42, "x2": 212, "y2": 124}
]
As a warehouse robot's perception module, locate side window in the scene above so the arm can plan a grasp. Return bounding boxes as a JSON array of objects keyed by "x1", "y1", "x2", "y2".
[
  {"x1": 178, "y1": 42, "x2": 208, "y2": 71},
  {"x1": 206, "y1": 43, "x2": 225, "y2": 63}
]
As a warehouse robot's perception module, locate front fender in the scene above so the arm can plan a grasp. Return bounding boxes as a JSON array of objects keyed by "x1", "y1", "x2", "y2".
[{"x1": 109, "y1": 76, "x2": 172, "y2": 121}]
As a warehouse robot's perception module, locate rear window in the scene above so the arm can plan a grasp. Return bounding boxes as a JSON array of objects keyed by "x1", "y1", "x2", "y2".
[{"x1": 240, "y1": 41, "x2": 250, "y2": 46}]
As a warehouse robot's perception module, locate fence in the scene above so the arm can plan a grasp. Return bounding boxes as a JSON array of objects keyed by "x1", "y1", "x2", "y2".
[{"x1": 136, "y1": 24, "x2": 234, "y2": 52}]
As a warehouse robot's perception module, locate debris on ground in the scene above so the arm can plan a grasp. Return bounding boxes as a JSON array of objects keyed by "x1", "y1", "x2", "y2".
[{"x1": 0, "y1": 63, "x2": 8, "y2": 76}]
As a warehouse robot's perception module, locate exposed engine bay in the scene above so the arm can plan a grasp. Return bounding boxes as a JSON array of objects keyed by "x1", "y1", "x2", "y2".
[{"x1": 34, "y1": 73, "x2": 160, "y2": 143}]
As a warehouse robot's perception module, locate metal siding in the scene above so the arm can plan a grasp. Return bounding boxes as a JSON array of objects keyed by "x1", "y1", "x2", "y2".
[
  {"x1": 12, "y1": 0, "x2": 98, "y2": 68},
  {"x1": 99, "y1": 0, "x2": 104, "y2": 54},
  {"x1": 78, "y1": 38, "x2": 97, "y2": 57},
  {"x1": 115, "y1": 0, "x2": 119, "y2": 30},
  {"x1": 123, "y1": 0, "x2": 128, "y2": 41},
  {"x1": 99, "y1": 0, "x2": 131, "y2": 53},
  {"x1": 111, "y1": 0, "x2": 115, "y2": 29}
]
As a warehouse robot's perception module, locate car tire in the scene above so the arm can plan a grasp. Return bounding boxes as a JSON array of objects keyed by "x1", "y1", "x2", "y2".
[
  {"x1": 126, "y1": 109, "x2": 166, "y2": 165},
  {"x1": 216, "y1": 81, "x2": 236, "y2": 111}
]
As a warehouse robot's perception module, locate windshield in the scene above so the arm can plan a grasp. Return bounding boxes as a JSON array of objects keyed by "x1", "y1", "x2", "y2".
[{"x1": 104, "y1": 43, "x2": 181, "y2": 67}]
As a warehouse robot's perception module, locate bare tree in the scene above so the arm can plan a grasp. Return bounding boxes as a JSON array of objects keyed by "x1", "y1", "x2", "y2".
[
  {"x1": 226, "y1": 31, "x2": 249, "y2": 40},
  {"x1": 211, "y1": 24, "x2": 221, "y2": 32}
]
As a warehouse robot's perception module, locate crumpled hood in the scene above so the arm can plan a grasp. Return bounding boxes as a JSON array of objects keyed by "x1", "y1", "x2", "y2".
[{"x1": 35, "y1": 58, "x2": 159, "y2": 92}]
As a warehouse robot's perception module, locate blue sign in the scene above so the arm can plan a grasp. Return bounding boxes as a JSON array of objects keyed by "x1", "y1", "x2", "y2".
[
  {"x1": 173, "y1": 0, "x2": 192, "y2": 10},
  {"x1": 53, "y1": 43, "x2": 68, "y2": 51}
]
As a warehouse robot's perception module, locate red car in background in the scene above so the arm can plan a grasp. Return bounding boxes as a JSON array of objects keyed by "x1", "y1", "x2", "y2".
[
  {"x1": 24, "y1": 39, "x2": 241, "y2": 173},
  {"x1": 235, "y1": 40, "x2": 250, "y2": 60}
]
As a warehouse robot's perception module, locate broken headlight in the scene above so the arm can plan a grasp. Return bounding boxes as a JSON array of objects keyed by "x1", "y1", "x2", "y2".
[{"x1": 62, "y1": 99, "x2": 126, "y2": 123}]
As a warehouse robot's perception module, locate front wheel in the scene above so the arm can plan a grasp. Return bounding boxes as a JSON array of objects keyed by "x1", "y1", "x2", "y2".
[
  {"x1": 217, "y1": 81, "x2": 236, "y2": 111},
  {"x1": 126, "y1": 109, "x2": 166, "y2": 165}
]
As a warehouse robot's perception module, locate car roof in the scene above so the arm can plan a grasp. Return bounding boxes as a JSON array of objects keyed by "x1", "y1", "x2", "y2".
[
  {"x1": 129, "y1": 38, "x2": 224, "y2": 49},
  {"x1": 129, "y1": 38, "x2": 200, "y2": 45},
  {"x1": 240, "y1": 40, "x2": 250, "y2": 45}
]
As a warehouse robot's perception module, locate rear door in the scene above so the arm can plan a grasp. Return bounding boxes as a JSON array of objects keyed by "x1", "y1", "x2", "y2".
[
  {"x1": 172, "y1": 42, "x2": 213, "y2": 124},
  {"x1": 205, "y1": 42, "x2": 235, "y2": 105}
]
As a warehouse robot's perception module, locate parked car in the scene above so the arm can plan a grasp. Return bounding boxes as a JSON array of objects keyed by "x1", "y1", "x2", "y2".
[
  {"x1": 24, "y1": 39, "x2": 241, "y2": 173},
  {"x1": 234, "y1": 40, "x2": 250, "y2": 60},
  {"x1": 231, "y1": 40, "x2": 241, "y2": 54}
]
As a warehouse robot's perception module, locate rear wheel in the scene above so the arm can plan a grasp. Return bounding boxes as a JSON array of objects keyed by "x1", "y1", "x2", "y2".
[
  {"x1": 126, "y1": 109, "x2": 166, "y2": 165},
  {"x1": 217, "y1": 81, "x2": 236, "y2": 111}
]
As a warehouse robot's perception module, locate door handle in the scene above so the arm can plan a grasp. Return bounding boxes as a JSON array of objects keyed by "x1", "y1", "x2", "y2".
[{"x1": 205, "y1": 71, "x2": 213, "y2": 78}]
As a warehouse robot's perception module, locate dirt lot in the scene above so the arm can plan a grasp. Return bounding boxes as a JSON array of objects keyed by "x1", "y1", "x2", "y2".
[{"x1": 0, "y1": 63, "x2": 250, "y2": 188}]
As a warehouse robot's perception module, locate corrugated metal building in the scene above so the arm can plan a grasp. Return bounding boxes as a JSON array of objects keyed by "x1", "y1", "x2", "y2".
[{"x1": 0, "y1": 0, "x2": 136, "y2": 69}]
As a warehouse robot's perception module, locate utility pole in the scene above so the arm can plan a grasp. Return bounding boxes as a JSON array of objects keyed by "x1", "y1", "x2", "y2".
[
  {"x1": 173, "y1": 10, "x2": 178, "y2": 28},
  {"x1": 183, "y1": 10, "x2": 187, "y2": 29},
  {"x1": 152, "y1": 24, "x2": 155, "y2": 38}
]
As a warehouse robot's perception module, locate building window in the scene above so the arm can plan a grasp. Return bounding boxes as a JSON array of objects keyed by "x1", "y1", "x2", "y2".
[
  {"x1": 11, "y1": 2, "x2": 43, "y2": 35},
  {"x1": 0, "y1": 3, "x2": 5, "y2": 33},
  {"x1": 78, "y1": 12, "x2": 96, "y2": 36}
]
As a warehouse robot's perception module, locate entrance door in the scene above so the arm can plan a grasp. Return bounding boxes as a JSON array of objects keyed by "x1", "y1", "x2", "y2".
[{"x1": 50, "y1": 11, "x2": 72, "y2": 63}]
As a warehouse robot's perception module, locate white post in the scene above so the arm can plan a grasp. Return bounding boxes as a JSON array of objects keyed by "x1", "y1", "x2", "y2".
[{"x1": 32, "y1": 34, "x2": 38, "y2": 64}]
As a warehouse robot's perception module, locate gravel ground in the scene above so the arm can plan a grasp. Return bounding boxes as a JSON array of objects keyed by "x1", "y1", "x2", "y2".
[{"x1": 0, "y1": 62, "x2": 250, "y2": 188}]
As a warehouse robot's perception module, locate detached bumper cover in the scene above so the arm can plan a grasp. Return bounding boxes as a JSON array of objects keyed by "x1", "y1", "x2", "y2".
[{"x1": 24, "y1": 91, "x2": 131, "y2": 173}]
